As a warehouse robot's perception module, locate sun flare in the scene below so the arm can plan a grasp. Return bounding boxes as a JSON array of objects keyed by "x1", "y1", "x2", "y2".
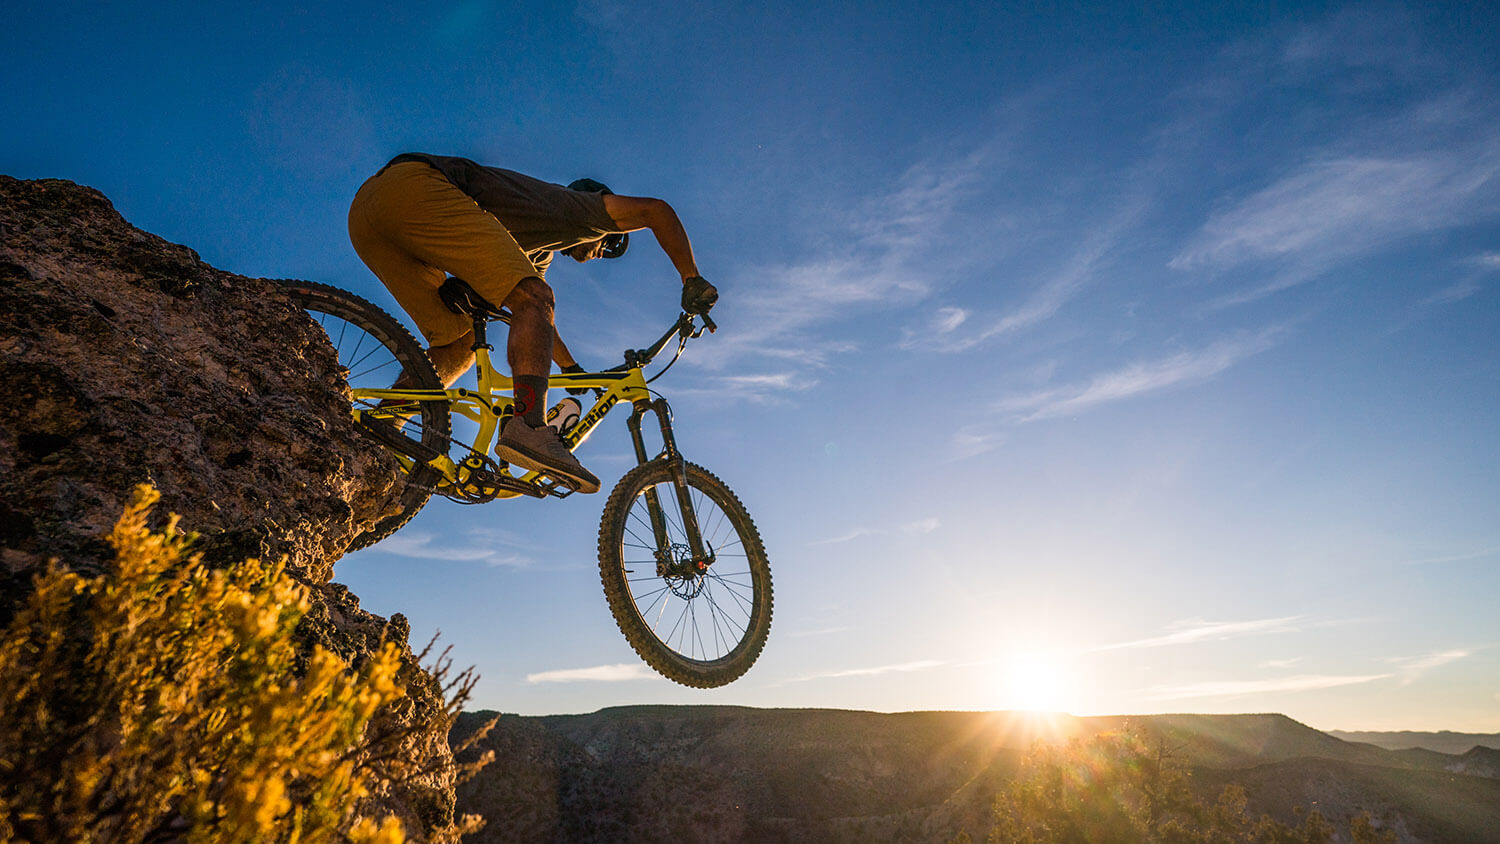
[{"x1": 1004, "y1": 652, "x2": 1068, "y2": 713}]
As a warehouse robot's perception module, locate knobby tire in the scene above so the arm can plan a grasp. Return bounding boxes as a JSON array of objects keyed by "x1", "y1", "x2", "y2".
[
  {"x1": 279, "y1": 281, "x2": 450, "y2": 550},
  {"x1": 597, "y1": 461, "x2": 773, "y2": 688}
]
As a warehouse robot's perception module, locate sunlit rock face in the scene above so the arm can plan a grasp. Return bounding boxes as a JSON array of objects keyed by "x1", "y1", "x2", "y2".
[
  {"x1": 0, "y1": 175, "x2": 400, "y2": 581},
  {"x1": 0, "y1": 175, "x2": 456, "y2": 838}
]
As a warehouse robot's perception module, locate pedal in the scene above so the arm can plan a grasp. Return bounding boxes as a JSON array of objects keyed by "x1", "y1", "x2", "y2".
[
  {"x1": 489, "y1": 456, "x2": 577, "y2": 499},
  {"x1": 530, "y1": 472, "x2": 577, "y2": 499}
]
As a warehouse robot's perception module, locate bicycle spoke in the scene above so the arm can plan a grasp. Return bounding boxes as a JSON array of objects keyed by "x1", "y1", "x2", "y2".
[
  {"x1": 707, "y1": 572, "x2": 754, "y2": 619},
  {"x1": 689, "y1": 600, "x2": 706, "y2": 659},
  {"x1": 346, "y1": 323, "x2": 370, "y2": 369},
  {"x1": 656, "y1": 482, "x2": 687, "y2": 539},
  {"x1": 706, "y1": 585, "x2": 750, "y2": 632},
  {"x1": 627, "y1": 503, "x2": 669, "y2": 555},
  {"x1": 622, "y1": 521, "x2": 654, "y2": 552},
  {"x1": 349, "y1": 351, "x2": 401, "y2": 382},
  {"x1": 636, "y1": 585, "x2": 671, "y2": 619},
  {"x1": 703, "y1": 583, "x2": 737, "y2": 653},
  {"x1": 661, "y1": 596, "x2": 690, "y2": 645}
]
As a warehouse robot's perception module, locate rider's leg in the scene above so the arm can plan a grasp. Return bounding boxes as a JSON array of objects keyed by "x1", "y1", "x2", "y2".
[
  {"x1": 425, "y1": 332, "x2": 477, "y2": 387},
  {"x1": 494, "y1": 276, "x2": 600, "y2": 493},
  {"x1": 503, "y1": 277, "x2": 554, "y2": 426}
]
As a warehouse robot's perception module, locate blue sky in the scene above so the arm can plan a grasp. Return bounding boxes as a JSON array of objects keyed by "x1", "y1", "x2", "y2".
[{"x1": 6, "y1": 1, "x2": 1498, "y2": 731}]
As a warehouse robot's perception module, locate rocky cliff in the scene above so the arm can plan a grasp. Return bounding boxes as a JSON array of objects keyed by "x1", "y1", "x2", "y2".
[{"x1": 0, "y1": 175, "x2": 457, "y2": 836}]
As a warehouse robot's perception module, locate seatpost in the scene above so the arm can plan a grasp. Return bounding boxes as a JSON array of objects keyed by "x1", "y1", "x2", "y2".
[{"x1": 470, "y1": 316, "x2": 493, "y2": 351}]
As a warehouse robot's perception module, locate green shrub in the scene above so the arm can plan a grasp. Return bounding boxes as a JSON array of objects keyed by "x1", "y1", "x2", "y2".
[{"x1": 972, "y1": 727, "x2": 1393, "y2": 844}]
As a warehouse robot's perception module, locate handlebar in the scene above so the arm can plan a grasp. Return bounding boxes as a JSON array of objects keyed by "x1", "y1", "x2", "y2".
[{"x1": 605, "y1": 311, "x2": 715, "y2": 373}]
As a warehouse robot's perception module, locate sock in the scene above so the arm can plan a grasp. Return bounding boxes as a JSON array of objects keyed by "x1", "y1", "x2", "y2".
[{"x1": 513, "y1": 374, "x2": 549, "y2": 427}]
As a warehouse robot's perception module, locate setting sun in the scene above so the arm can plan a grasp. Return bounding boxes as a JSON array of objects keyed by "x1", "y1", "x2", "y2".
[{"x1": 1004, "y1": 652, "x2": 1069, "y2": 713}]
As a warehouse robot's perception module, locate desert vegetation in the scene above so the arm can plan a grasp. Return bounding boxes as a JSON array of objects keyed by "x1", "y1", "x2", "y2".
[
  {"x1": 0, "y1": 487, "x2": 490, "y2": 842},
  {"x1": 961, "y1": 727, "x2": 1397, "y2": 843}
]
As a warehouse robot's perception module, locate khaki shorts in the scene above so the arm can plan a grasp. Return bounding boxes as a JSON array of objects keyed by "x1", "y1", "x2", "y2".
[{"x1": 348, "y1": 161, "x2": 538, "y2": 347}]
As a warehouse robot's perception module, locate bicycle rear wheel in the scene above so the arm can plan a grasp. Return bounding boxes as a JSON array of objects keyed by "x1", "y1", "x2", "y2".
[
  {"x1": 597, "y1": 460, "x2": 773, "y2": 688},
  {"x1": 280, "y1": 280, "x2": 450, "y2": 550}
]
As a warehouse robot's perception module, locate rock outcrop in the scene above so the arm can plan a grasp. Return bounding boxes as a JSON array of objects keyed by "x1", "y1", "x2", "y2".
[{"x1": 0, "y1": 175, "x2": 457, "y2": 836}]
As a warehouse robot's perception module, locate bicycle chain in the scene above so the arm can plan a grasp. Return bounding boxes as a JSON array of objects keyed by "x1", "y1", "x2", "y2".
[{"x1": 355, "y1": 401, "x2": 561, "y2": 504}]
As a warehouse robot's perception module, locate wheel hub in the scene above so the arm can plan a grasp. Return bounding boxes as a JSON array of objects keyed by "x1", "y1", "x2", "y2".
[{"x1": 656, "y1": 542, "x2": 712, "y2": 598}]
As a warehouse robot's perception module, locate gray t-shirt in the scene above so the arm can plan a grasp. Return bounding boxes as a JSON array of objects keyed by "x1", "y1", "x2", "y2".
[{"x1": 385, "y1": 153, "x2": 622, "y2": 271}]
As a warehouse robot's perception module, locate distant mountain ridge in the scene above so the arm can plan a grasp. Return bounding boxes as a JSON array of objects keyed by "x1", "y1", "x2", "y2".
[
  {"x1": 1330, "y1": 730, "x2": 1500, "y2": 754},
  {"x1": 451, "y1": 706, "x2": 1500, "y2": 843}
]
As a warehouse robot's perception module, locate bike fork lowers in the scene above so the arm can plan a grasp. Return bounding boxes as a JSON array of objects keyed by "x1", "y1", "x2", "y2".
[{"x1": 628, "y1": 399, "x2": 711, "y2": 570}]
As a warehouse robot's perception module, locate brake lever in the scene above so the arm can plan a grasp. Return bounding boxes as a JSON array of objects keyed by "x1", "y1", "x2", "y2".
[
  {"x1": 701, "y1": 313, "x2": 717, "y2": 334},
  {"x1": 677, "y1": 312, "x2": 710, "y2": 341}
]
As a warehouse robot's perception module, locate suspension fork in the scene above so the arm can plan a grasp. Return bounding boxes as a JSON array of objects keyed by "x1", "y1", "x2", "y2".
[{"x1": 628, "y1": 398, "x2": 711, "y2": 568}]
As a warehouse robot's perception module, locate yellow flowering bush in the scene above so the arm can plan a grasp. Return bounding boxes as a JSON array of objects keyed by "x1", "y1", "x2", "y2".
[{"x1": 0, "y1": 486, "x2": 483, "y2": 843}]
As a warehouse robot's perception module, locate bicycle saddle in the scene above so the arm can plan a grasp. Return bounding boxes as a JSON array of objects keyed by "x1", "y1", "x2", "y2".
[{"x1": 439, "y1": 276, "x2": 511, "y2": 322}]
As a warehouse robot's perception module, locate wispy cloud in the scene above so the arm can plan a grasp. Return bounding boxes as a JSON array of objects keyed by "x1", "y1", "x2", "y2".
[
  {"x1": 670, "y1": 371, "x2": 819, "y2": 405},
  {"x1": 1174, "y1": 152, "x2": 1499, "y2": 292},
  {"x1": 789, "y1": 626, "x2": 852, "y2": 638},
  {"x1": 1260, "y1": 657, "x2": 1303, "y2": 669},
  {"x1": 1401, "y1": 544, "x2": 1500, "y2": 566},
  {"x1": 949, "y1": 426, "x2": 1005, "y2": 460},
  {"x1": 903, "y1": 194, "x2": 1150, "y2": 353},
  {"x1": 811, "y1": 518, "x2": 941, "y2": 546},
  {"x1": 1148, "y1": 1, "x2": 1500, "y2": 307},
  {"x1": 1150, "y1": 673, "x2": 1391, "y2": 701},
  {"x1": 1093, "y1": 616, "x2": 1302, "y2": 652},
  {"x1": 781, "y1": 659, "x2": 945, "y2": 684},
  {"x1": 526, "y1": 664, "x2": 656, "y2": 684},
  {"x1": 1422, "y1": 279, "x2": 1481, "y2": 305},
  {"x1": 679, "y1": 130, "x2": 1036, "y2": 400},
  {"x1": 1170, "y1": 86, "x2": 1500, "y2": 307},
  {"x1": 699, "y1": 148, "x2": 997, "y2": 385},
  {"x1": 368, "y1": 531, "x2": 534, "y2": 568},
  {"x1": 992, "y1": 329, "x2": 1282, "y2": 423},
  {"x1": 1277, "y1": 3, "x2": 1431, "y2": 75},
  {"x1": 1475, "y1": 251, "x2": 1500, "y2": 269},
  {"x1": 983, "y1": 202, "x2": 1148, "y2": 342},
  {"x1": 927, "y1": 307, "x2": 969, "y2": 335},
  {"x1": 1390, "y1": 649, "x2": 1471, "y2": 685}
]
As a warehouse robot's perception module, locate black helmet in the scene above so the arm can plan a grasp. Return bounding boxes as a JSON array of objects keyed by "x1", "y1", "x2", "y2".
[{"x1": 567, "y1": 178, "x2": 629, "y2": 259}]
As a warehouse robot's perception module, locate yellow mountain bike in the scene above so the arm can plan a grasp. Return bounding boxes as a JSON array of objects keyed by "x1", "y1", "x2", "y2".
[{"x1": 280, "y1": 278, "x2": 771, "y2": 688}]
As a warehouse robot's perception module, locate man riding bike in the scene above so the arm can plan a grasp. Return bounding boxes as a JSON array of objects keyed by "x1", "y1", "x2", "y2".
[{"x1": 348, "y1": 153, "x2": 717, "y2": 493}]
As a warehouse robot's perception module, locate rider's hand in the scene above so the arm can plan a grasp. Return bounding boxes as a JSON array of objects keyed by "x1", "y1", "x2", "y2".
[
  {"x1": 558, "y1": 363, "x2": 591, "y2": 396},
  {"x1": 681, "y1": 276, "x2": 717, "y2": 315}
]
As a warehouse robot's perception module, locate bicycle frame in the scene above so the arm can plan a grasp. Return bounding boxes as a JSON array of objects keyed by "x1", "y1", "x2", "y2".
[{"x1": 352, "y1": 312, "x2": 712, "y2": 561}]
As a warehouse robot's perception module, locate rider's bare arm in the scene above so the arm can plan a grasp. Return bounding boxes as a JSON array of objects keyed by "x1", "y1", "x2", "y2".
[{"x1": 601, "y1": 194, "x2": 701, "y2": 281}]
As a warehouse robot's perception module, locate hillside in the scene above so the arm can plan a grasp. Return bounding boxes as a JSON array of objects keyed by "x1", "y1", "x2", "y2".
[
  {"x1": 1197, "y1": 758, "x2": 1500, "y2": 843},
  {"x1": 0, "y1": 175, "x2": 461, "y2": 837},
  {"x1": 451, "y1": 706, "x2": 1500, "y2": 844},
  {"x1": 1331, "y1": 730, "x2": 1500, "y2": 754}
]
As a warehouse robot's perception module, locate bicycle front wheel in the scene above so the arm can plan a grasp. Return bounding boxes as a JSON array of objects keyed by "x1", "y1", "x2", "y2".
[
  {"x1": 280, "y1": 280, "x2": 450, "y2": 550},
  {"x1": 597, "y1": 461, "x2": 773, "y2": 688}
]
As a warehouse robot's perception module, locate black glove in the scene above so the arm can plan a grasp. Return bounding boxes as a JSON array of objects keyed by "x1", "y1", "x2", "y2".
[
  {"x1": 681, "y1": 276, "x2": 718, "y2": 315},
  {"x1": 558, "y1": 363, "x2": 590, "y2": 395}
]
